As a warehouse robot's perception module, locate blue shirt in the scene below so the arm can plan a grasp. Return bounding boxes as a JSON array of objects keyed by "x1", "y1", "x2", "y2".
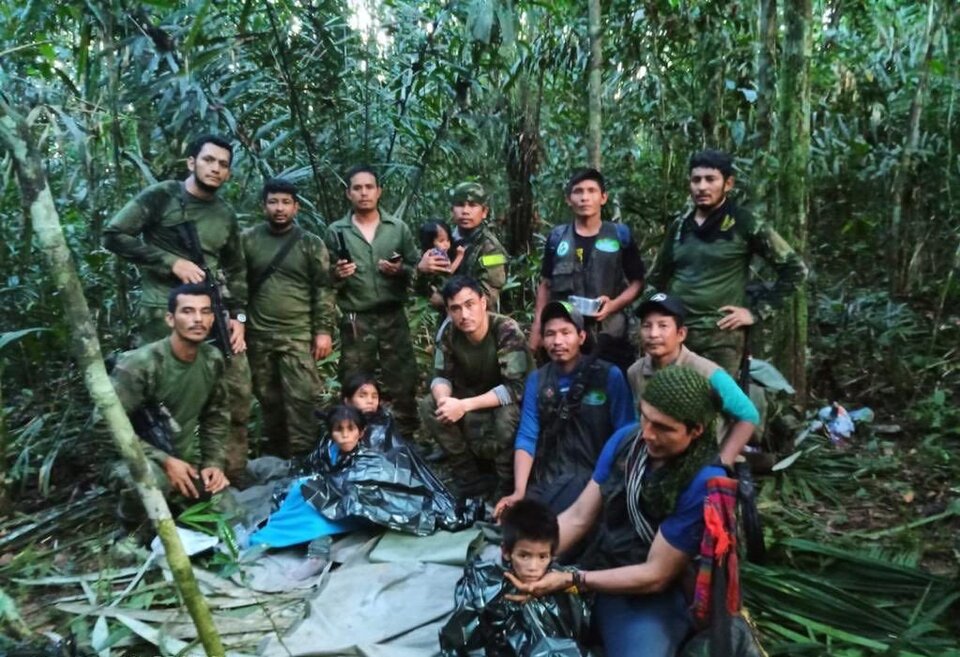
[
  {"x1": 592, "y1": 423, "x2": 725, "y2": 555},
  {"x1": 514, "y1": 362, "x2": 637, "y2": 456}
]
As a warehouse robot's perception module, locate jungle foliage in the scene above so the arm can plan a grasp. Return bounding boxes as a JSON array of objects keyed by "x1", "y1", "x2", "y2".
[{"x1": 0, "y1": 0, "x2": 958, "y2": 654}]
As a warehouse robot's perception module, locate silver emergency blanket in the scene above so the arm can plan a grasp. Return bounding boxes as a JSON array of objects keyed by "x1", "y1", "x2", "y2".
[{"x1": 439, "y1": 558, "x2": 591, "y2": 656}]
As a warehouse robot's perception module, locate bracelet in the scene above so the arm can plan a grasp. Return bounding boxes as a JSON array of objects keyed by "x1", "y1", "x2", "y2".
[{"x1": 580, "y1": 570, "x2": 589, "y2": 592}]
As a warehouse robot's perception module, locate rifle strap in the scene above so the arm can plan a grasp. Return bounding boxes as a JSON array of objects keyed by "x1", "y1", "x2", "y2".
[{"x1": 249, "y1": 227, "x2": 303, "y2": 298}]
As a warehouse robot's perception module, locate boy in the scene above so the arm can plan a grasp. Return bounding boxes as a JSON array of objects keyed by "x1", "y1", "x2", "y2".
[{"x1": 439, "y1": 499, "x2": 590, "y2": 656}]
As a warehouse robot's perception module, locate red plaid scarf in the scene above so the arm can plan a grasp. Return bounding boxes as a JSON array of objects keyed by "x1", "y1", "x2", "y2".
[{"x1": 691, "y1": 476, "x2": 741, "y2": 629}]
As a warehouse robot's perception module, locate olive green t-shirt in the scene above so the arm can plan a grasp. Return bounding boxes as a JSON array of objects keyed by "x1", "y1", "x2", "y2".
[
  {"x1": 111, "y1": 338, "x2": 229, "y2": 469},
  {"x1": 241, "y1": 223, "x2": 335, "y2": 342}
]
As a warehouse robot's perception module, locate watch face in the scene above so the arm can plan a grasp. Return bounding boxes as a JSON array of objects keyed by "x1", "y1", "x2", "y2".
[{"x1": 236, "y1": 313, "x2": 247, "y2": 323}]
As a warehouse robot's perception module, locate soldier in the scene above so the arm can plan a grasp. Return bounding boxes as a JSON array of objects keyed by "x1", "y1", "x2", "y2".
[
  {"x1": 324, "y1": 165, "x2": 420, "y2": 437},
  {"x1": 109, "y1": 284, "x2": 230, "y2": 521},
  {"x1": 530, "y1": 169, "x2": 646, "y2": 375},
  {"x1": 646, "y1": 149, "x2": 807, "y2": 376},
  {"x1": 627, "y1": 293, "x2": 758, "y2": 465},
  {"x1": 242, "y1": 178, "x2": 335, "y2": 458},
  {"x1": 494, "y1": 300, "x2": 636, "y2": 518},
  {"x1": 419, "y1": 276, "x2": 532, "y2": 498},
  {"x1": 417, "y1": 182, "x2": 508, "y2": 309},
  {"x1": 103, "y1": 133, "x2": 252, "y2": 484}
]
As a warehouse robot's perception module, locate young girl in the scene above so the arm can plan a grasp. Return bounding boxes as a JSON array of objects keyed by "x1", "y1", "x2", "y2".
[
  {"x1": 341, "y1": 372, "x2": 401, "y2": 451},
  {"x1": 418, "y1": 220, "x2": 465, "y2": 311},
  {"x1": 248, "y1": 405, "x2": 367, "y2": 577}
]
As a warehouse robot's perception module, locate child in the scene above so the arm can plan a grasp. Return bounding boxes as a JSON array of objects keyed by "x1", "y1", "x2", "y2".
[
  {"x1": 249, "y1": 405, "x2": 368, "y2": 578},
  {"x1": 419, "y1": 220, "x2": 465, "y2": 311},
  {"x1": 340, "y1": 372, "x2": 401, "y2": 451},
  {"x1": 439, "y1": 499, "x2": 591, "y2": 656}
]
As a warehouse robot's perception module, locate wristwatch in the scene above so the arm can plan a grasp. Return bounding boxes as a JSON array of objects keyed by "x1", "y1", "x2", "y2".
[{"x1": 234, "y1": 312, "x2": 247, "y2": 323}]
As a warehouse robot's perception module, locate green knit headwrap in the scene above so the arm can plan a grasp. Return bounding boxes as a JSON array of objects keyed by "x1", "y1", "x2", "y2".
[{"x1": 643, "y1": 366, "x2": 718, "y2": 429}]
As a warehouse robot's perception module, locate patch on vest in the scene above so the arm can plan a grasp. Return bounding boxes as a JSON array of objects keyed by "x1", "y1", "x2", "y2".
[
  {"x1": 556, "y1": 241, "x2": 570, "y2": 257},
  {"x1": 583, "y1": 389, "x2": 607, "y2": 405},
  {"x1": 595, "y1": 237, "x2": 621, "y2": 253},
  {"x1": 720, "y1": 215, "x2": 736, "y2": 231}
]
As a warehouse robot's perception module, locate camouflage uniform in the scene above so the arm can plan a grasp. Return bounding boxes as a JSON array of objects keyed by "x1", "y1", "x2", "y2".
[
  {"x1": 419, "y1": 312, "x2": 532, "y2": 497},
  {"x1": 242, "y1": 224, "x2": 335, "y2": 458},
  {"x1": 449, "y1": 182, "x2": 509, "y2": 310},
  {"x1": 107, "y1": 337, "x2": 229, "y2": 518},
  {"x1": 647, "y1": 199, "x2": 807, "y2": 376},
  {"x1": 104, "y1": 181, "x2": 252, "y2": 480},
  {"x1": 324, "y1": 210, "x2": 421, "y2": 437}
]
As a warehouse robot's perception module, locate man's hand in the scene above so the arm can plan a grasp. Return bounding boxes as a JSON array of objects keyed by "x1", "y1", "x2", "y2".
[
  {"x1": 377, "y1": 258, "x2": 404, "y2": 276},
  {"x1": 435, "y1": 396, "x2": 468, "y2": 424},
  {"x1": 503, "y1": 571, "x2": 573, "y2": 601},
  {"x1": 335, "y1": 259, "x2": 357, "y2": 279},
  {"x1": 172, "y1": 258, "x2": 206, "y2": 284},
  {"x1": 717, "y1": 305, "x2": 755, "y2": 331},
  {"x1": 228, "y1": 319, "x2": 246, "y2": 353},
  {"x1": 493, "y1": 491, "x2": 524, "y2": 520},
  {"x1": 200, "y1": 467, "x2": 230, "y2": 494},
  {"x1": 593, "y1": 295, "x2": 614, "y2": 322},
  {"x1": 312, "y1": 333, "x2": 333, "y2": 360},
  {"x1": 163, "y1": 456, "x2": 200, "y2": 498},
  {"x1": 417, "y1": 250, "x2": 451, "y2": 274}
]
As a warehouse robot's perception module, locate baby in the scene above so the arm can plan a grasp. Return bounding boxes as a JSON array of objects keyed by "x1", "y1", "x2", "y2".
[
  {"x1": 440, "y1": 499, "x2": 590, "y2": 656},
  {"x1": 419, "y1": 220, "x2": 465, "y2": 311}
]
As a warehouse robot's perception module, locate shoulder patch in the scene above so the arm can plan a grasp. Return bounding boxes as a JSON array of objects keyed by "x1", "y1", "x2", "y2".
[
  {"x1": 480, "y1": 253, "x2": 507, "y2": 267},
  {"x1": 556, "y1": 241, "x2": 570, "y2": 257}
]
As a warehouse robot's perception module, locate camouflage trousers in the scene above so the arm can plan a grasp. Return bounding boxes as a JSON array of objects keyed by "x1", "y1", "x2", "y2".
[
  {"x1": 339, "y1": 307, "x2": 419, "y2": 437},
  {"x1": 247, "y1": 336, "x2": 322, "y2": 459},
  {"x1": 139, "y1": 306, "x2": 252, "y2": 480},
  {"x1": 685, "y1": 326, "x2": 747, "y2": 379},
  {"x1": 418, "y1": 395, "x2": 519, "y2": 498}
]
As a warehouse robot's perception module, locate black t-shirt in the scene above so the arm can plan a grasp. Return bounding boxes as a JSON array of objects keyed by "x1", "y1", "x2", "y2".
[{"x1": 540, "y1": 224, "x2": 646, "y2": 282}]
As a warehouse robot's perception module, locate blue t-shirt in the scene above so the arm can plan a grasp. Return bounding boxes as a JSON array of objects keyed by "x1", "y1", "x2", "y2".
[
  {"x1": 592, "y1": 423, "x2": 724, "y2": 555},
  {"x1": 514, "y1": 364, "x2": 636, "y2": 455}
]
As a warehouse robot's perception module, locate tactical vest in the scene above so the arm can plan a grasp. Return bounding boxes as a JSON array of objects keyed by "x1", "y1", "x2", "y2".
[
  {"x1": 547, "y1": 222, "x2": 629, "y2": 338},
  {"x1": 533, "y1": 357, "x2": 615, "y2": 484},
  {"x1": 578, "y1": 429, "x2": 653, "y2": 570}
]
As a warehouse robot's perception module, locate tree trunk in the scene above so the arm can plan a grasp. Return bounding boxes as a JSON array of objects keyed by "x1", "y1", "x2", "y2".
[
  {"x1": 0, "y1": 102, "x2": 225, "y2": 657},
  {"x1": 504, "y1": 67, "x2": 544, "y2": 257},
  {"x1": 890, "y1": 0, "x2": 938, "y2": 294},
  {"x1": 754, "y1": 0, "x2": 778, "y2": 208},
  {"x1": 586, "y1": 0, "x2": 602, "y2": 169},
  {"x1": 773, "y1": 0, "x2": 811, "y2": 403}
]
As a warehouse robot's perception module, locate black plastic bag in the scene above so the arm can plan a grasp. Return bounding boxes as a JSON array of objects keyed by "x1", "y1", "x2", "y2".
[{"x1": 439, "y1": 558, "x2": 591, "y2": 657}]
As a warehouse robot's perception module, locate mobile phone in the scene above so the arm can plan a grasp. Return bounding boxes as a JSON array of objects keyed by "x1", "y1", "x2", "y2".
[{"x1": 388, "y1": 252, "x2": 403, "y2": 263}]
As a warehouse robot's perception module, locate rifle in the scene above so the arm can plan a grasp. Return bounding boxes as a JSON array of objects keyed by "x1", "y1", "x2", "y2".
[
  {"x1": 129, "y1": 402, "x2": 181, "y2": 457},
  {"x1": 176, "y1": 205, "x2": 234, "y2": 360},
  {"x1": 734, "y1": 324, "x2": 766, "y2": 564}
]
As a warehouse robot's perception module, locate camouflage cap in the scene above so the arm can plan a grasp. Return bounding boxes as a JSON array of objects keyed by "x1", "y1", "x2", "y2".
[{"x1": 449, "y1": 181, "x2": 489, "y2": 205}]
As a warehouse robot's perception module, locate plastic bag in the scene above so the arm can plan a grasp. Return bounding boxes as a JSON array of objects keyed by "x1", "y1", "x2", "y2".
[{"x1": 439, "y1": 558, "x2": 591, "y2": 657}]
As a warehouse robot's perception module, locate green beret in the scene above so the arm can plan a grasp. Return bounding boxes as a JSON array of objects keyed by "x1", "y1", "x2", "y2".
[
  {"x1": 450, "y1": 182, "x2": 488, "y2": 205},
  {"x1": 643, "y1": 366, "x2": 717, "y2": 428}
]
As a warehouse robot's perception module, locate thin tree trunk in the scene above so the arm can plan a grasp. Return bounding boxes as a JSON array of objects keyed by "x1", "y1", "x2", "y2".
[
  {"x1": 587, "y1": 0, "x2": 602, "y2": 169},
  {"x1": 754, "y1": 0, "x2": 778, "y2": 208},
  {"x1": 505, "y1": 65, "x2": 544, "y2": 257},
  {"x1": 0, "y1": 102, "x2": 225, "y2": 657},
  {"x1": 773, "y1": 0, "x2": 811, "y2": 402},
  {"x1": 890, "y1": 0, "x2": 938, "y2": 294}
]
